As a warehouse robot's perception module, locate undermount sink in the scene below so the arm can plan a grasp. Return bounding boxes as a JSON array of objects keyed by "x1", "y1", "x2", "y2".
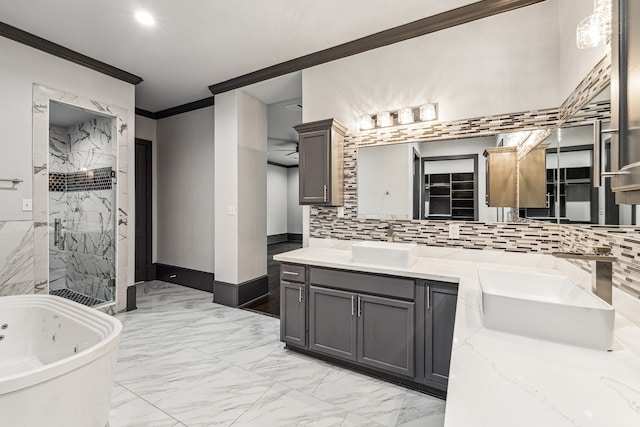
[
  {"x1": 351, "y1": 241, "x2": 418, "y2": 267},
  {"x1": 479, "y1": 268, "x2": 614, "y2": 350}
]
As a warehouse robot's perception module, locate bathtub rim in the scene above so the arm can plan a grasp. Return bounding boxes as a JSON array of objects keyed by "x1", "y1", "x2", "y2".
[{"x1": 0, "y1": 294, "x2": 122, "y2": 395}]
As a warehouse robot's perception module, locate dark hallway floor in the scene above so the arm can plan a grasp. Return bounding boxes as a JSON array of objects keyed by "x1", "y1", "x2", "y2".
[{"x1": 243, "y1": 241, "x2": 302, "y2": 318}]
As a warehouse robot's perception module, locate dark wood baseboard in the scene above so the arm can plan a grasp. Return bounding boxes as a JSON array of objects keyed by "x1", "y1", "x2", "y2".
[
  {"x1": 268, "y1": 233, "x2": 302, "y2": 245},
  {"x1": 267, "y1": 234, "x2": 288, "y2": 245},
  {"x1": 214, "y1": 275, "x2": 268, "y2": 307},
  {"x1": 155, "y1": 263, "x2": 214, "y2": 293}
]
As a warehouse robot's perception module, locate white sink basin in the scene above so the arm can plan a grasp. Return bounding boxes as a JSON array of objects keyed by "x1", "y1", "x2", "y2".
[
  {"x1": 479, "y1": 268, "x2": 614, "y2": 350},
  {"x1": 351, "y1": 241, "x2": 418, "y2": 267}
]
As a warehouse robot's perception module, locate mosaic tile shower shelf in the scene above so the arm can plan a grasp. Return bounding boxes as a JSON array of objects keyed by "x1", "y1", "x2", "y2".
[{"x1": 48, "y1": 167, "x2": 113, "y2": 192}]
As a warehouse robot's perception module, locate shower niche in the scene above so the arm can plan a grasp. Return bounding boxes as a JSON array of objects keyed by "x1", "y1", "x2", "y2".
[{"x1": 48, "y1": 101, "x2": 117, "y2": 307}]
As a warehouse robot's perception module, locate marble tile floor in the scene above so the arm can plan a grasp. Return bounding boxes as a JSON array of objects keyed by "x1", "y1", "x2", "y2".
[{"x1": 108, "y1": 281, "x2": 445, "y2": 427}]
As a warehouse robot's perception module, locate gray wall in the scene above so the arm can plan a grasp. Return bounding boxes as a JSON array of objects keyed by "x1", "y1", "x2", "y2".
[
  {"x1": 157, "y1": 106, "x2": 215, "y2": 273},
  {"x1": 287, "y1": 167, "x2": 303, "y2": 234},
  {"x1": 267, "y1": 164, "x2": 288, "y2": 236},
  {"x1": 267, "y1": 164, "x2": 303, "y2": 236}
]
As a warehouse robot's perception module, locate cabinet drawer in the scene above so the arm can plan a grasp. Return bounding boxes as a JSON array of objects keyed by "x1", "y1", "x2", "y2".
[
  {"x1": 280, "y1": 264, "x2": 306, "y2": 283},
  {"x1": 309, "y1": 267, "x2": 414, "y2": 300}
]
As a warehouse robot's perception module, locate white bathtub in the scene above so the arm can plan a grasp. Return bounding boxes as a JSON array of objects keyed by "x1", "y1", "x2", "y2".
[{"x1": 0, "y1": 295, "x2": 122, "y2": 427}]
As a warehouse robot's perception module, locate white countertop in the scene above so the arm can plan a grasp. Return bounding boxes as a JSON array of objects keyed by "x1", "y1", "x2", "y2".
[{"x1": 274, "y1": 241, "x2": 640, "y2": 427}]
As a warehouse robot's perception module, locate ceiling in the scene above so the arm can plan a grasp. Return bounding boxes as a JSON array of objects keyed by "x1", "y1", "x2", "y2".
[
  {"x1": 0, "y1": 0, "x2": 477, "y2": 112},
  {"x1": 266, "y1": 98, "x2": 303, "y2": 167},
  {"x1": 50, "y1": 101, "x2": 110, "y2": 127}
]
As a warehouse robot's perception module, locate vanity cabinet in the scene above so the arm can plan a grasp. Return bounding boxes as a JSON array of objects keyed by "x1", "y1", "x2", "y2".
[
  {"x1": 421, "y1": 281, "x2": 458, "y2": 390},
  {"x1": 280, "y1": 264, "x2": 307, "y2": 347},
  {"x1": 308, "y1": 286, "x2": 357, "y2": 360},
  {"x1": 308, "y1": 286, "x2": 415, "y2": 377},
  {"x1": 358, "y1": 294, "x2": 415, "y2": 377},
  {"x1": 294, "y1": 119, "x2": 347, "y2": 206},
  {"x1": 280, "y1": 262, "x2": 456, "y2": 394}
]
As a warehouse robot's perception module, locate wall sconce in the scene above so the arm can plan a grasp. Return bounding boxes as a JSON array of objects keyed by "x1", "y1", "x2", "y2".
[
  {"x1": 576, "y1": 0, "x2": 611, "y2": 49},
  {"x1": 359, "y1": 103, "x2": 438, "y2": 131}
]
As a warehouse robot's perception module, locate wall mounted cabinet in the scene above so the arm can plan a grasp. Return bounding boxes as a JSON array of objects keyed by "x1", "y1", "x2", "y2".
[
  {"x1": 519, "y1": 143, "x2": 550, "y2": 208},
  {"x1": 294, "y1": 119, "x2": 347, "y2": 206},
  {"x1": 483, "y1": 147, "x2": 517, "y2": 207}
]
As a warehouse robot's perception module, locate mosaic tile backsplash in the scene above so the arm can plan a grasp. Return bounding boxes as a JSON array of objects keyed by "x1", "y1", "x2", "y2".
[{"x1": 310, "y1": 55, "x2": 640, "y2": 300}]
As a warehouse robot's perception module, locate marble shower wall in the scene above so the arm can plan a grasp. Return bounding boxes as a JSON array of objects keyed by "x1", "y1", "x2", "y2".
[
  {"x1": 48, "y1": 117, "x2": 116, "y2": 303},
  {"x1": 0, "y1": 221, "x2": 34, "y2": 296}
]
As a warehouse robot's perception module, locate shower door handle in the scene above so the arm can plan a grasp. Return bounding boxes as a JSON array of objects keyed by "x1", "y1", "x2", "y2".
[{"x1": 54, "y1": 218, "x2": 62, "y2": 247}]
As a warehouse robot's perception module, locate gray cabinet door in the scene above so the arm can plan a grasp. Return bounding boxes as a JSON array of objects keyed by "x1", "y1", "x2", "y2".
[
  {"x1": 357, "y1": 294, "x2": 415, "y2": 377},
  {"x1": 309, "y1": 286, "x2": 357, "y2": 361},
  {"x1": 299, "y1": 130, "x2": 330, "y2": 204},
  {"x1": 425, "y1": 283, "x2": 458, "y2": 388},
  {"x1": 280, "y1": 281, "x2": 306, "y2": 347}
]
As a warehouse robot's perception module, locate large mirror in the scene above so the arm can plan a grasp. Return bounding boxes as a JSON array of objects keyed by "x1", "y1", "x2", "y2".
[
  {"x1": 357, "y1": 133, "x2": 550, "y2": 222},
  {"x1": 356, "y1": 83, "x2": 639, "y2": 226}
]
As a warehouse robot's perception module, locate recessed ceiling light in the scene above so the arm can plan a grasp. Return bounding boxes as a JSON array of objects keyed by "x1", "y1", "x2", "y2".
[{"x1": 135, "y1": 10, "x2": 155, "y2": 26}]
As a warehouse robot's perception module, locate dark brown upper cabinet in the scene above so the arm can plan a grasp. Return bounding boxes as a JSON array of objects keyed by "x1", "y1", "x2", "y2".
[
  {"x1": 294, "y1": 119, "x2": 347, "y2": 206},
  {"x1": 483, "y1": 146, "x2": 517, "y2": 207},
  {"x1": 519, "y1": 143, "x2": 550, "y2": 208}
]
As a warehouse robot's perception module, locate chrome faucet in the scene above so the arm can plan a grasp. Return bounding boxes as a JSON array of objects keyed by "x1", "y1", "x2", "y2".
[
  {"x1": 386, "y1": 224, "x2": 395, "y2": 242},
  {"x1": 551, "y1": 246, "x2": 616, "y2": 304}
]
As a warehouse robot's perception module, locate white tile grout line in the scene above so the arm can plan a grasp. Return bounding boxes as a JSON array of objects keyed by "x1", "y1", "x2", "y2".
[{"x1": 113, "y1": 381, "x2": 183, "y2": 426}]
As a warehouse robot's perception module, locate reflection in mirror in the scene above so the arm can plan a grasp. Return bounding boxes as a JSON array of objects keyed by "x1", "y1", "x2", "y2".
[
  {"x1": 546, "y1": 122, "x2": 637, "y2": 225},
  {"x1": 357, "y1": 135, "x2": 527, "y2": 222},
  {"x1": 537, "y1": 84, "x2": 639, "y2": 226}
]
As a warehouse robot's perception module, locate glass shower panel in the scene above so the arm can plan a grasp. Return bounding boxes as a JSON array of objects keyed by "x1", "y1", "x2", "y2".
[{"x1": 48, "y1": 102, "x2": 117, "y2": 307}]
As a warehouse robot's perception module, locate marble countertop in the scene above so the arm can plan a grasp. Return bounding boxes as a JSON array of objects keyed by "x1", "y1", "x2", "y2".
[{"x1": 274, "y1": 241, "x2": 640, "y2": 427}]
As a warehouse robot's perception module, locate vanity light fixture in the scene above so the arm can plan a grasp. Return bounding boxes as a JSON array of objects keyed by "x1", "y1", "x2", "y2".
[
  {"x1": 397, "y1": 107, "x2": 415, "y2": 125},
  {"x1": 359, "y1": 115, "x2": 376, "y2": 130},
  {"x1": 419, "y1": 103, "x2": 437, "y2": 121},
  {"x1": 377, "y1": 111, "x2": 394, "y2": 127},
  {"x1": 576, "y1": 0, "x2": 611, "y2": 49},
  {"x1": 358, "y1": 103, "x2": 438, "y2": 130},
  {"x1": 135, "y1": 10, "x2": 155, "y2": 26}
]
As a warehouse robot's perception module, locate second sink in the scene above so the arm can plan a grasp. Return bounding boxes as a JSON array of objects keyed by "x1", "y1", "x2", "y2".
[
  {"x1": 351, "y1": 241, "x2": 418, "y2": 267},
  {"x1": 479, "y1": 268, "x2": 615, "y2": 350}
]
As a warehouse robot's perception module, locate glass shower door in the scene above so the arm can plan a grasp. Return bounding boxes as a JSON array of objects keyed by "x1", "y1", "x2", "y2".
[{"x1": 48, "y1": 102, "x2": 117, "y2": 307}]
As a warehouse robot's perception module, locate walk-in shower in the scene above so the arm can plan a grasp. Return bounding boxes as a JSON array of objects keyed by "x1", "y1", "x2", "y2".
[{"x1": 48, "y1": 101, "x2": 117, "y2": 307}]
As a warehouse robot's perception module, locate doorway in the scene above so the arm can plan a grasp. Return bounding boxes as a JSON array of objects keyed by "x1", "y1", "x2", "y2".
[{"x1": 135, "y1": 138, "x2": 153, "y2": 282}]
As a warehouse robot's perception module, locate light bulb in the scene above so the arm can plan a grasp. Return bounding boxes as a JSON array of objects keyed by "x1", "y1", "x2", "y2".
[
  {"x1": 377, "y1": 111, "x2": 393, "y2": 127},
  {"x1": 359, "y1": 115, "x2": 375, "y2": 130},
  {"x1": 135, "y1": 10, "x2": 155, "y2": 26},
  {"x1": 419, "y1": 104, "x2": 437, "y2": 121},
  {"x1": 397, "y1": 108, "x2": 415, "y2": 125}
]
